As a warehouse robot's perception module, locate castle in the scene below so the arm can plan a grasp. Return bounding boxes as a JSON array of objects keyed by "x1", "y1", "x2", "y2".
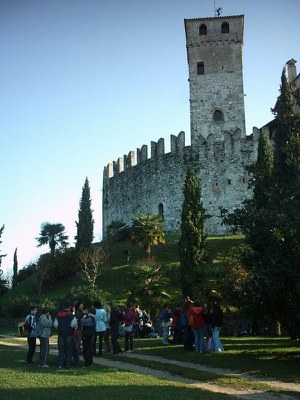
[{"x1": 102, "y1": 14, "x2": 261, "y2": 237}]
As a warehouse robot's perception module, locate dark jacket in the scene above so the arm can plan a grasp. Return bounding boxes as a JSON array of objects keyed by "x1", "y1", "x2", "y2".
[
  {"x1": 54, "y1": 310, "x2": 77, "y2": 337},
  {"x1": 212, "y1": 305, "x2": 223, "y2": 328},
  {"x1": 81, "y1": 314, "x2": 96, "y2": 338}
]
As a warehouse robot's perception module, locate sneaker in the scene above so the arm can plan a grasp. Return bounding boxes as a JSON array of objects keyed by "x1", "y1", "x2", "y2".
[{"x1": 40, "y1": 364, "x2": 50, "y2": 368}]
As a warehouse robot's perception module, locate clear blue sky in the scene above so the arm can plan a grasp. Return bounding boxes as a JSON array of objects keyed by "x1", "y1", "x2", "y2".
[{"x1": 1, "y1": 0, "x2": 299, "y2": 276}]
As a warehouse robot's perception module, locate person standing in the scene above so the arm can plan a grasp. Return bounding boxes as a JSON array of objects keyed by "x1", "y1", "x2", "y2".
[
  {"x1": 73, "y1": 301, "x2": 84, "y2": 363},
  {"x1": 188, "y1": 300, "x2": 206, "y2": 353},
  {"x1": 109, "y1": 302, "x2": 123, "y2": 354},
  {"x1": 160, "y1": 304, "x2": 172, "y2": 345},
  {"x1": 38, "y1": 307, "x2": 53, "y2": 367},
  {"x1": 103, "y1": 303, "x2": 111, "y2": 353},
  {"x1": 81, "y1": 307, "x2": 96, "y2": 366},
  {"x1": 54, "y1": 304, "x2": 78, "y2": 368},
  {"x1": 124, "y1": 302, "x2": 136, "y2": 353},
  {"x1": 212, "y1": 301, "x2": 224, "y2": 352},
  {"x1": 93, "y1": 300, "x2": 107, "y2": 356},
  {"x1": 25, "y1": 305, "x2": 38, "y2": 364}
]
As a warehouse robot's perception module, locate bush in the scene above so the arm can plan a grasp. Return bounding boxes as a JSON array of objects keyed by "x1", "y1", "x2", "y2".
[
  {"x1": 65, "y1": 285, "x2": 106, "y2": 309},
  {"x1": 9, "y1": 294, "x2": 30, "y2": 317}
]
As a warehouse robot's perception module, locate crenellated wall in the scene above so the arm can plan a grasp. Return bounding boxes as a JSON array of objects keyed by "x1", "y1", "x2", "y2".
[{"x1": 102, "y1": 129, "x2": 259, "y2": 236}]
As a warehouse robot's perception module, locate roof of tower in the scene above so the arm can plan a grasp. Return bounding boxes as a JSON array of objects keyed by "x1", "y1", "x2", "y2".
[{"x1": 184, "y1": 14, "x2": 244, "y2": 22}]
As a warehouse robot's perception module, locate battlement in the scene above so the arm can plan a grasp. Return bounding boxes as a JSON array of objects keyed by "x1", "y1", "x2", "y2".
[{"x1": 103, "y1": 131, "x2": 186, "y2": 181}]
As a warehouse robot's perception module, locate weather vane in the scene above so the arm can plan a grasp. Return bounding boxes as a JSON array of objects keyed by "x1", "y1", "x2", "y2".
[{"x1": 213, "y1": 0, "x2": 223, "y2": 17}]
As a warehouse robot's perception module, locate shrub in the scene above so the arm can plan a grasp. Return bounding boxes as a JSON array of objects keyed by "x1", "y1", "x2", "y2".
[
  {"x1": 9, "y1": 294, "x2": 30, "y2": 317},
  {"x1": 65, "y1": 285, "x2": 106, "y2": 309}
]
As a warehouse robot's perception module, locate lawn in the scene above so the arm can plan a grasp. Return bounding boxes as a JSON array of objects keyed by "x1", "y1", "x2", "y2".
[{"x1": 0, "y1": 345, "x2": 234, "y2": 400}]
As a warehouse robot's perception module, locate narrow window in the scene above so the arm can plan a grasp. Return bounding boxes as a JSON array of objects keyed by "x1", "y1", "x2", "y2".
[
  {"x1": 158, "y1": 203, "x2": 164, "y2": 220},
  {"x1": 227, "y1": 179, "x2": 232, "y2": 185},
  {"x1": 213, "y1": 110, "x2": 223, "y2": 121},
  {"x1": 221, "y1": 22, "x2": 229, "y2": 34},
  {"x1": 199, "y1": 24, "x2": 207, "y2": 35},
  {"x1": 197, "y1": 62, "x2": 204, "y2": 75}
]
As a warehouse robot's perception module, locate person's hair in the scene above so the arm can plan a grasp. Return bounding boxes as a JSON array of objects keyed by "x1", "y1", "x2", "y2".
[
  {"x1": 30, "y1": 305, "x2": 37, "y2": 312},
  {"x1": 42, "y1": 307, "x2": 50, "y2": 314},
  {"x1": 194, "y1": 300, "x2": 201, "y2": 307},
  {"x1": 93, "y1": 300, "x2": 102, "y2": 308},
  {"x1": 126, "y1": 301, "x2": 133, "y2": 308}
]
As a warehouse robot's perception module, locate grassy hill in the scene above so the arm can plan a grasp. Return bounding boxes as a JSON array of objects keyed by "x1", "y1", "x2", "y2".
[{"x1": 1, "y1": 235, "x2": 243, "y2": 314}]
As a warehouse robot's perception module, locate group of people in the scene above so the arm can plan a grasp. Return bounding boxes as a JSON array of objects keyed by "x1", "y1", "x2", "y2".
[
  {"x1": 24, "y1": 301, "x2": 141, "y2": 368},
  {"x1": 160, "y1": 298, "x2": 224, "y2": 353},
  {"x1": 24, "y1": 297, "x2": 224, "y2": 368}
]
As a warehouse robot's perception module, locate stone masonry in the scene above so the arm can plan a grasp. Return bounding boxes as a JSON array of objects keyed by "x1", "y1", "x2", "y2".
[{"x1": 102, "y1": 15, "x2": 259, "y2": 237}]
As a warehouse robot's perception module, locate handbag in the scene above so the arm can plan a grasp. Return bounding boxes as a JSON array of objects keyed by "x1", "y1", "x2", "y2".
[{"x1": 124, "y1": 324, "x2": 133, "y2": 333}]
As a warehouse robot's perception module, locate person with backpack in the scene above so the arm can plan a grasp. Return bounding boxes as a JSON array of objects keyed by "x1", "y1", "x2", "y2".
[
  {"x1": 38, "y1": 307, "x2": 53, "y2": 367},
  {"x1": 25, "y1": 305, "x2": 38, "y2": 364},
  {"x1": 53, "y1": 303, "x2": 78, "y2": 368}
]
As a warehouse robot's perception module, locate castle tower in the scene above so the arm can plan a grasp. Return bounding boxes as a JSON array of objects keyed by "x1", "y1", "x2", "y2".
[{"x1": 184, "y1": 15, "x2": 246, "y2": 148}]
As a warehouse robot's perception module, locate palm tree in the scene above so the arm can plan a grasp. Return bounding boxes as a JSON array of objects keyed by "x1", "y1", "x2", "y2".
[
  {"x1": 36, "y1": 222, "x2": 69, "y2": 256},
  {"x1": 130, "y1": 213, "x2": 165, "y2": 257}
]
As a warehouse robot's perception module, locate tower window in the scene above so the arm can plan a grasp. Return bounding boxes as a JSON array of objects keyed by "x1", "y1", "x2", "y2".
[
  {"x1": 158, "y1": 203, "x2": 164, "y2": 220},
  {"x1": 197, "y1": 62, "x2": 204, "y2": 75},
  {"x1": 199, "y1": 24, "x2": 207, "y2": 35},
  {"x1": 221, "y1": 22, "x2": 229, "y2": 34},
  {"x1": 213, "y1": 110, "x2": 224, "y2": 121}
]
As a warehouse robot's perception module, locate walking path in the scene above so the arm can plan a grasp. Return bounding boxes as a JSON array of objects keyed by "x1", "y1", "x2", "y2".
[{"x1": 1, "y1": 336, "x2": 299, "y2": 400}]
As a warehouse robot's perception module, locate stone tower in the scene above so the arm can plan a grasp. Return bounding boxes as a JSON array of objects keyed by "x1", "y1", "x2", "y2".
[{"x1": 184, "y1": 15, "x2": 246, "y2": 148}]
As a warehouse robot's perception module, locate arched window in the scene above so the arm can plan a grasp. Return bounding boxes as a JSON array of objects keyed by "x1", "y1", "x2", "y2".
[
  {"x1": 221, "y1": 22, "x2": 229, "y2": 34},
  {"x1": 197, "y1": 62, "x2": 204, "y2": 75},
  {"x1": 213, "y1": 110, "x2": 224, "y2": 121},
  {"x1": 199, "y1": 24, "x2": 207, "y2": 35},
  {"x1": 158, "y1": 203, "x2": 164, "y2": 220}
]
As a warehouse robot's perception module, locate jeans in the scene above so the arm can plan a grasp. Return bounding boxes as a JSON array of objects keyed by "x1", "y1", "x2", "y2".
[
  {"x1": 39, "y1": 337, "x2": 50, "y2": 366},
  {"x1": 162, "y1": 325, "x2": 170, "y2": 344},
  {"x1": 212, "y1": 326, "x2": 224, "y2": 351},
  {"x1": 93, "y1": 331, "x2": 104, "y2": 355},
  {"x1": 192, "y1": 327, "x2": 205, "y2": 352},
  {"x1": 125, "y1": 331, "x2": 134, "y2": 351},
  {"x1": 57, "y1": 336, "x2": 73, "y2": 367},
  {"x1": 27, "y1": 336, "x2": 36, "y2": 363}
]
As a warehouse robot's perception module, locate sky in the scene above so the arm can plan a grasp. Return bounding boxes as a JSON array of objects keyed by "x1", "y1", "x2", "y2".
[{"x1": 1, "y1": 0, "x2": 300, "y2": 276}]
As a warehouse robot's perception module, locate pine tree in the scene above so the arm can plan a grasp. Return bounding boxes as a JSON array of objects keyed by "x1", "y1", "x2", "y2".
[
  {"x1": 12, "y1": 248, "x2": 18, "y2": 287},
  {"x1": 75, "y1": 177, "x2": 94, "y2": 251},
  {"x1": 178, "y1": 166, "x2": 208, "y2": 298}
]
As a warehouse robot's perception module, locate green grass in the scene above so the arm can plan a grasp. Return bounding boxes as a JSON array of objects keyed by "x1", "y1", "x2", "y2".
[
  {"x1": 130, "y1": 337, "x2": 300, "y2": 383},
  {"x1": 0, "y1": 345, "x2": 235, "y2": 400}
]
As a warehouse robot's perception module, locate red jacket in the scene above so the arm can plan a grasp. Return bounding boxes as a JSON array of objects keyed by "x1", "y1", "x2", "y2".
[{"x1": 188, "y1": 306, "x2": 205, "y2": 329}]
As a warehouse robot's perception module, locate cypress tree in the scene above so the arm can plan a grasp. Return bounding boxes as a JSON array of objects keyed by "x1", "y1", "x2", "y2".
[
  {"x1": 12, "y1": 247, "x2": 18, "y2": 287},
  {"x1": 178, "y1": 166, "x2": 207, "y2": 298},
  {"x1": 75, "y1": 177, "x2": 94, "y2": 251}
]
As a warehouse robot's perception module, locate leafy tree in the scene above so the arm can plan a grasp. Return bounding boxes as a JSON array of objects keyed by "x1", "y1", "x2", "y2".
[
  {"x1": 130, "y1": 213, "x2": 166, "y2": 257},
  {"x1": 178, "y1": 166, "x2": 208, "y2": 298},
  {"x1": 12, "y1": 248, "x2": 18, "y2": 287},
  {"x1": 75, "y1": 177, "x2": 94, "y2": 251},
  {"x1": 36, "y1": 222, "x2": 69, "y2": 256},
  {"x1": 221, "y1": 69, "x2": 300, "y2": 338},
  {"x1": 106, "y1": 220, "x2": 129, "y2": 243}
]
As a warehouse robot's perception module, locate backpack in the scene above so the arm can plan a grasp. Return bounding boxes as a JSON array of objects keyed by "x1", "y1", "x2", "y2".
[{"x1": 18, "y1": 317, "x2": 31, "y2": 336}]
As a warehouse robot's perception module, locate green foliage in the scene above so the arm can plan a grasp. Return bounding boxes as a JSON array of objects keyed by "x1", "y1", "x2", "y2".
[
  {"x1": 66, "y1": 285, "x2": 106, "y2": 308},
  {"x1": 221, "y1": 70, "x2": 300, "y2": 338},
  {"x1": 130, "y1": 213, "x2": 166, "y2": 257},
  {"x1": 36, "y1": 222, "x2": 69, "y2": 256},
  {"x1": 179, "y1": 166, "x2": 209, "y2": 298},
  {"x1": 105, "y1": 220, "x2": 129, "y2": 243},
  {"x1": 44, "y1": 247, "x2": 78, "y2": 284},
  {"x1": 9, "y1": 294, "x2": 30, "y2": 317},
  {"x1": 12, "y1": 248, "x2": 18, "y2": 287},
  {"x1": 0, "y1": 224, "x2": 8, "y2": 296},
  {"x1": 14, "y1": 263, "x2": 36, "y2": 285},
  {"x1": 126, "y1": 257, "x2": 171, "y2": 316},
  {"x1": 40, "y1": 297, "x2": 56, "y2": 311},
  {"x1": 75, "y1": 177, "x2": 94, "y2": 251}
]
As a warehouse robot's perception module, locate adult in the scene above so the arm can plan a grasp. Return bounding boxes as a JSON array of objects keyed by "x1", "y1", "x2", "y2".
[
  {"x1": 181, "y1": 297, "x2": 194, "y2": 351},
  {"x1": 73, "y1": 301, "x2": 84, "y2": 362},
  {"x1": 38, "y1": 307, "x2": 53, "y2": 367},
  {"x1": 160, "y1": 304, "x2": 172, "y2": 345},
  {"x1": 188, "y1": 300, "x2": 206, "y2": 353},
  {"x1": 93, "y1": 300, "x2": 107, "y2": 356},
  {"x1": 81, "y1": 307, "x2": 96, "y2": 366},
  {"x1": 103, "y1": 303, "x2": 111, "y2": 353},
  {"x1": 54, "y1": 304, "x2": 78, "y2": 368},
  {"x1": 212, "y1": 301, "x2": 224, "y2": 351},
  {"x1": 109, "y1": 302, "x2": 123, "y2": 354},
  {"x1": 124, "y1": 302, "x2": 136, "y2": 353},
  {"x1": 25, "y1": 305, "x2": 38, "y2": 364}
]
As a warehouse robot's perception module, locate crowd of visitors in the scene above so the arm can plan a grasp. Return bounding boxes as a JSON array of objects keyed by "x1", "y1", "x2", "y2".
[{"x1": 24, "y1": 297, "x2": 224, "y2": 368}]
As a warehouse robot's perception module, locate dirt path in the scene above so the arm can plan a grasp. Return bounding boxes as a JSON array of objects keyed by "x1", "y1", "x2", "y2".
[{"x1": 0, "y1": 338, "x2": 299, "y2": 400}]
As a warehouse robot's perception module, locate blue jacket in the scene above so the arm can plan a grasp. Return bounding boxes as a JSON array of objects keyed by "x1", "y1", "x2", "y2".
[{"x1": 54, "y1": 310, "x2": 77, "y2": 337}]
